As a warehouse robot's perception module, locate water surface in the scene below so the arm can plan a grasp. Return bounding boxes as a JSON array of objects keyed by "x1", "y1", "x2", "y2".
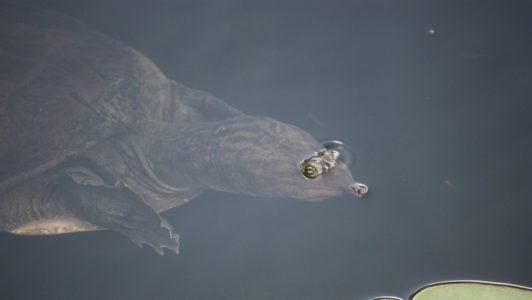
[{"x1": 1, "y1": 0, "x2": 531, "y2": 299}]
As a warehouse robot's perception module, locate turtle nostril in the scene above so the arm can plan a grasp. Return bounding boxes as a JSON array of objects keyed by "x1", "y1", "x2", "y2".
[{"x1": 350, "y1": 183, "x2": 368, "y2": 198}]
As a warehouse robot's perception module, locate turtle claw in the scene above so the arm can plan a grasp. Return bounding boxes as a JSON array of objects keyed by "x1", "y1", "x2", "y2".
[
  {"x1": 159, "y1": 219, "x2": 180, "y2": 255},
  {"x1": 130, "y1": 218, "x2": 180, "y2": 255}
]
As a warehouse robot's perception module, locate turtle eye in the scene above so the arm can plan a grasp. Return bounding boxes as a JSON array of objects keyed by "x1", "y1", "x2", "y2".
[
  {"x1": 305, "y1": 165, "x2": 318, "y2": 178},
  {"x1": 300, "y1": 160, "x2": 322, "y2": 179}
]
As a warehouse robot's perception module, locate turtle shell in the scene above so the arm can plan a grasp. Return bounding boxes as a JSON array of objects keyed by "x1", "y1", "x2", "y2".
[{"x1": 0, "y1": 5, "x2": 198, "y2": 192}]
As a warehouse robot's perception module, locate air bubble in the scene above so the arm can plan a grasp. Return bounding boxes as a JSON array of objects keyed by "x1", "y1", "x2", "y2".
[{"x1": 425, "y1": 27, "x2": 437, "y2": 36}]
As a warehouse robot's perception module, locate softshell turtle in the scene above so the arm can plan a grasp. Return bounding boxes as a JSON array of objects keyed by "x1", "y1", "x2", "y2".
[{"x1": 0, "y1": 5, "x2": 368, "y2": 255}]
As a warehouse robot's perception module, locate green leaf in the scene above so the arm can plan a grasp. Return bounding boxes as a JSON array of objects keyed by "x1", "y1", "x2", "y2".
[{"x1": 411, "y1": 281, "x2": 532, "y2": 300}]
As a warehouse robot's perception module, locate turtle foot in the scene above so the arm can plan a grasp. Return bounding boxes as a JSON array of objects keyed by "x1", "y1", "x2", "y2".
[{"x1": 52, "y1": 176, "x2": 181, "y2": 256}]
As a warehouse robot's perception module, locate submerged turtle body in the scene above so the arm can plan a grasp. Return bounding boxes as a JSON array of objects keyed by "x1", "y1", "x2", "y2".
[
  {"x1": 0, "y1": 5, "x2": 239, "y2": 193},
  {"x1": 0, "y1": 6, "x2": 367, "y2": 255}
]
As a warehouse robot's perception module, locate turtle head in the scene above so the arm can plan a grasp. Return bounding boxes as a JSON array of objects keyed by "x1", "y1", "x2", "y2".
[{"x1": 206, "y1": 116, "x2": 368, "y2": 201}]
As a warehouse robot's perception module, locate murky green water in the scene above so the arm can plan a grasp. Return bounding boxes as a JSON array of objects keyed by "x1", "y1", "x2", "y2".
[{"x1": 1, "y1": 0, "x2": 531, "y2": 299}]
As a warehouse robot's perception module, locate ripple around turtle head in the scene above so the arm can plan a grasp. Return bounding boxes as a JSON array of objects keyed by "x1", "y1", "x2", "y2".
[{"x1": 322, "y1": 139, "x2": 356, "y2": 167}]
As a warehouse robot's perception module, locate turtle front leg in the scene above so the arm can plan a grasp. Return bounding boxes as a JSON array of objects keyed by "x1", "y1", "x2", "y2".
[{"x1": 50, "y1": 176, "x2": 179, "y2": 255}]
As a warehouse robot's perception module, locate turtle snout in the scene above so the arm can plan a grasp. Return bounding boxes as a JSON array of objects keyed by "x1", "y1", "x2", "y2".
[{"x1": 350, "y1": 182, "x2": 368, "y2": 198}]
